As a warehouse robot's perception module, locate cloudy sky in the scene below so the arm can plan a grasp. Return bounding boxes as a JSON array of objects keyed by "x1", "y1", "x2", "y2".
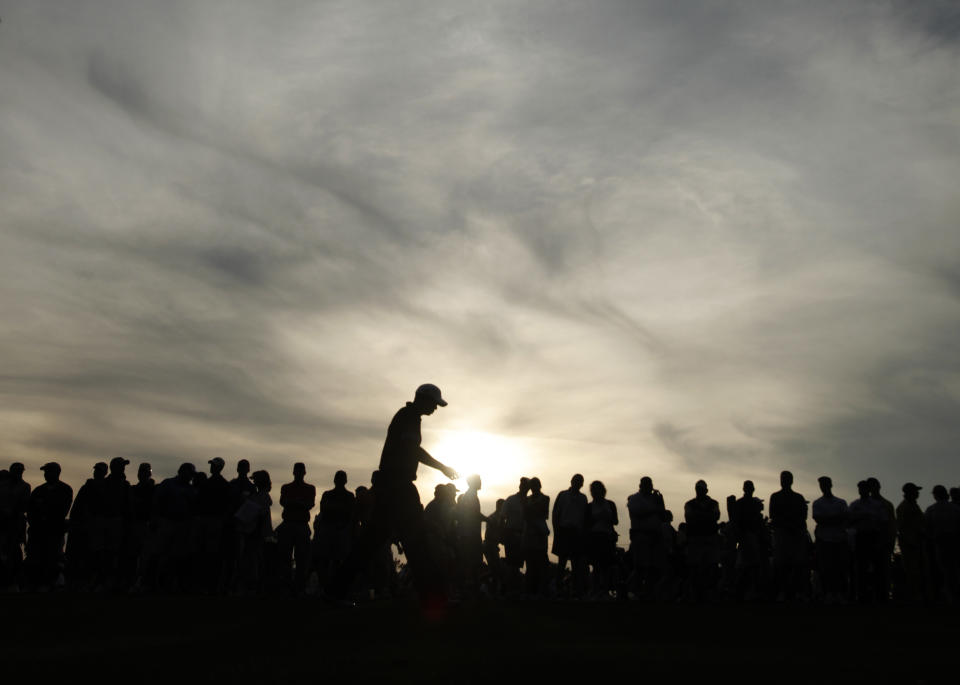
[{"x1": 1, "y1": 0, "x2": 959, "y2": 523}]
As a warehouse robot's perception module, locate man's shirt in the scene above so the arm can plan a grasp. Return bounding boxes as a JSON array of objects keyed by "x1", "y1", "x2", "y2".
[{"x1": 378, "y1": 403, "x2": 422, "y2": 482}]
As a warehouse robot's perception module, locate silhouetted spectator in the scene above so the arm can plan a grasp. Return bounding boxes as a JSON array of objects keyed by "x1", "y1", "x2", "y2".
[
  {"x1": 454, "y1": 474, "x2": 485, "y2": 598},
  {"x1": 586, "y1": 480, "x2": 618, "y2": 600},
  {"x1": 25, "y1": 462, "x2": 73, "y2": 590},
  {"x1": 866, "y1": 477, "x2": 895, "y2": 600},
  {"x1": 848, "y1": 480, "x2": 886, "y2": 602},
  {"x1": 769, "y1": 470, "x2": 808, "y2": 601},
  {"x1": 553, "y1": 474, "x2": 588, "y2": 598},
  {"x1": 195, "y1": 457, "x2": 233, "y2": 593},
  {"x1": 154, "y1": 463, "x2": 197, "y2": 593},
  {"x1": 501, "y1": 477, "x2": 530, "y2": 596},
  {"x1": 731, "y1": 480, "x2": 765, "y2": 601},
  {"x1": 627, "y1": 477, "x2": 666, "y2": 599},
  {"x1": 812, "y1": 476, "x2": 848, "y2": 603},
  {"x1": 92, "y1": 456, "x2": 130, "y2": 590},
  {"x1": 230, "y1": 459, "x2": 255, "y2": 505},
  {"x1": 522, "y1": 477, "x2": 550, "y2": 597},
  {"x1": 925, "y1": 484, "x2": 960, "y2": 603},
  {"x1": 482, "y1": 498, "x2": 505, "y2": 596},
  {"x1": 234, "y1": 470, "x2": 273, "y2": 595},
  {"x1": 126, "y1": 462, "x2": 155, "y2": 592},
  {"x1": 313, "y1": 470, "x2": 355, "y2": 594},
  {"x1": 0, "y1": 463, "x2": 31, "y2": 589},
  {"x1": 277, "y1": 462, "x2": 316, "y2": 595},
  {"x1": 66, "y1": 461, "x2": 107, "y2": 589},
  {"x1": 896, "y1": 482, "x2": 926, "y2": 603},
  {"x1": 683, "y1": 480, "x2": 720, "y2": 602}
]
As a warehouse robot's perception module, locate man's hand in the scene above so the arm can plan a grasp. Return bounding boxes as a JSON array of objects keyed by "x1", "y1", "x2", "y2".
[{"x1": 441, "y1": 464, "x2": 459, "y2": 480}]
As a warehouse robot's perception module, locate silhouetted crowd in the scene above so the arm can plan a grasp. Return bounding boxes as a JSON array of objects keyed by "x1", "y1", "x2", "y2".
[{"x1": 2, "y1": 459, "x2": 959, "y2": 604}]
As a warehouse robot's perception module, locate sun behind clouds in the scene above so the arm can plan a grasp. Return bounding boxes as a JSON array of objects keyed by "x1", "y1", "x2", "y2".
[{"x1": 428, "y1": 430, "x2": 527, "y2": 494}]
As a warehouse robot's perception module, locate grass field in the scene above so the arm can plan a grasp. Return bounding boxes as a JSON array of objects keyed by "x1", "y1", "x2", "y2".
[{"x1": 1, "y1": 594, "x2": 954, "y2": 682}]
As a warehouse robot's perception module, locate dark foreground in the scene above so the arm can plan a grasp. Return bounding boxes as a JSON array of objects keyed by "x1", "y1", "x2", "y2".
[{"x1": 1, "y1": 595, "x2": 955, "y2": 682}]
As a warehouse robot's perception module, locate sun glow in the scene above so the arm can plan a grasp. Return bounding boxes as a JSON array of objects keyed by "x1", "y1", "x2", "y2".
[{"x1": 428, "y1": 430, "x2": 528, "y2": 494}]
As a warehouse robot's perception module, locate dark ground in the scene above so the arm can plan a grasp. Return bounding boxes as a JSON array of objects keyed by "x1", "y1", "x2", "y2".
[{"x1": 1, "y1": 595, "x2": 955, "y2": 683}]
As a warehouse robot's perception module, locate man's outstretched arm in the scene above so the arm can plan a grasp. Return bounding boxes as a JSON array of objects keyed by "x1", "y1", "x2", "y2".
[{"x1": 417, "y1": 447, "x2": 458, "y2": 480}]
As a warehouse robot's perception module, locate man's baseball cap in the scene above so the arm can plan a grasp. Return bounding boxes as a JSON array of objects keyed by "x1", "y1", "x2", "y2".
[
  {"x1": 903, "y1": 482, "x2": 922, "y2": 493},
  {"x1": 416, "y1": 383, "x2": 447, "y2": 406},
  {"x1": 40, "y1": 462, "x2": 61, "y2": 473},
  {"x1": 208, "y1": 457, "x2": 225, "y2": 468},
  {"x1": 110, "y1": 457, "x2": 130, "y2": 468}
]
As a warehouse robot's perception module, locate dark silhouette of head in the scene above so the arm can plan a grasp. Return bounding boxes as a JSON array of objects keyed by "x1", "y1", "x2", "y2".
[
  {"x1": 856, "y1": 480, "x2": 869, "y2": 498},
  {"x1": 571, "y1": 474, "x2": 584, "y2": 490},
  {"x1": 818, "y1": 476, "x2": 832, "y2": 496},
  {"x1": 467, "y1": 474, "x2": 481, "y2": 491},
  {"x1": 252, "y1": 470, "x2": 271, "y2": 493},
  {"x1": 41, "y1": 462, "x2": 61, "y2": 483},
  {"x1": 590, "y1": 480, "x2": 606, "y2": 500},
  {"x1": 93, "y1": 462, "x2": 108, "y2": 480},
  {"x1": 413, "y1": 383, "x2": 447, "y2": 416},
  {"x1": 866, "y1": 477, "x2": 880, "y2": 496},
  {"x1": 208, "y1": 457, "x2": 225, "y2": 476},
  {"x1": 950, "y1": 487, "x2": 960, "y2": 505},
  {"x1": 494, "y1": 498, "x2": 505, "y2": 512},
  {"x1": 695, "y1": 480, "x2": 708, "y2": 497},
  {"x1": 743, "y1": 480, "x2": 755, "y2": 496},
  {"x1": 10, "y1": 462, "x2": 24, "y2": 479},
  {"x1": 664, "y1": 509, "x2": 674, "y2": 523},
  {"x1": 193, "y1": 471, "x2": 208, "y2": 487},
  {"x1": 177, "y1": 463, "x2": 196, "y2": 484},
  {"x1": 518, "y1": 477, "x2": 530, "y2": 494},
  {"x1": 237, "y1": 459, "x2": 250, "y2": 476},
  {"x1": 529, "y1": 477, "x2": 542, "y2": 495},
  {"x1": 640, "y1": 476, "x2": 653, "y2": 494},
  {"x1": 109, "y1": 456, "x2": 129, "y2": 476},
  {"x1": 902, "y1": 482, "x2": 921, "y2": 502},
  {"x1": 137, "y1": 462, "x2": 152, "y2": 483},
  {"x1": 780, "y1": 471, "x2": 793, "y2": 490},
  {"x1": 370, "y1": 470, "x2": 381, "y2": 488},
  {"x1": 334, "y1": 470, "x2": 347, "y2": 487},
  {"x1": 932, "y1": 484, "x2": 948, "y2": 502},
  {"x1": 293, "y1": 462, "x2": 306, "y2": 481}
]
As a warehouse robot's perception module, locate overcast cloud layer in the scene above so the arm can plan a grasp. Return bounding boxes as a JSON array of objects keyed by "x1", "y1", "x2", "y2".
[{"x1": 1, "y1": 0, "x2": 959, "y2": 517}]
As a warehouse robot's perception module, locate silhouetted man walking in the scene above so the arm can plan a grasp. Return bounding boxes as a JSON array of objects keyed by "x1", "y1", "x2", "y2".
[{"x1": 345, "y1": 384, "x2": 457, "y2": 607}]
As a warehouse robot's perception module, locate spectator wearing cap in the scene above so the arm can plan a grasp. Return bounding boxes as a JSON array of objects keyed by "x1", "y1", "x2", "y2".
[
  {"x1": 896, "y1": 483, "x2": 926, "y2": 603},
  {"x1": 812, "y1": 476, "x2": 848, "y2": 603},
  {"x1": 66, "y1": 462, "x2": 108, "y2": 589},
  {"x1": 196, "y1": 457, "x2": 233, "y2": 593},
  {"x1": 925, "y1": 485, "x2": 960, "y2": 603},
  {"x1": 25, "y1": 462, "x2": 73, "y2": 590}
]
